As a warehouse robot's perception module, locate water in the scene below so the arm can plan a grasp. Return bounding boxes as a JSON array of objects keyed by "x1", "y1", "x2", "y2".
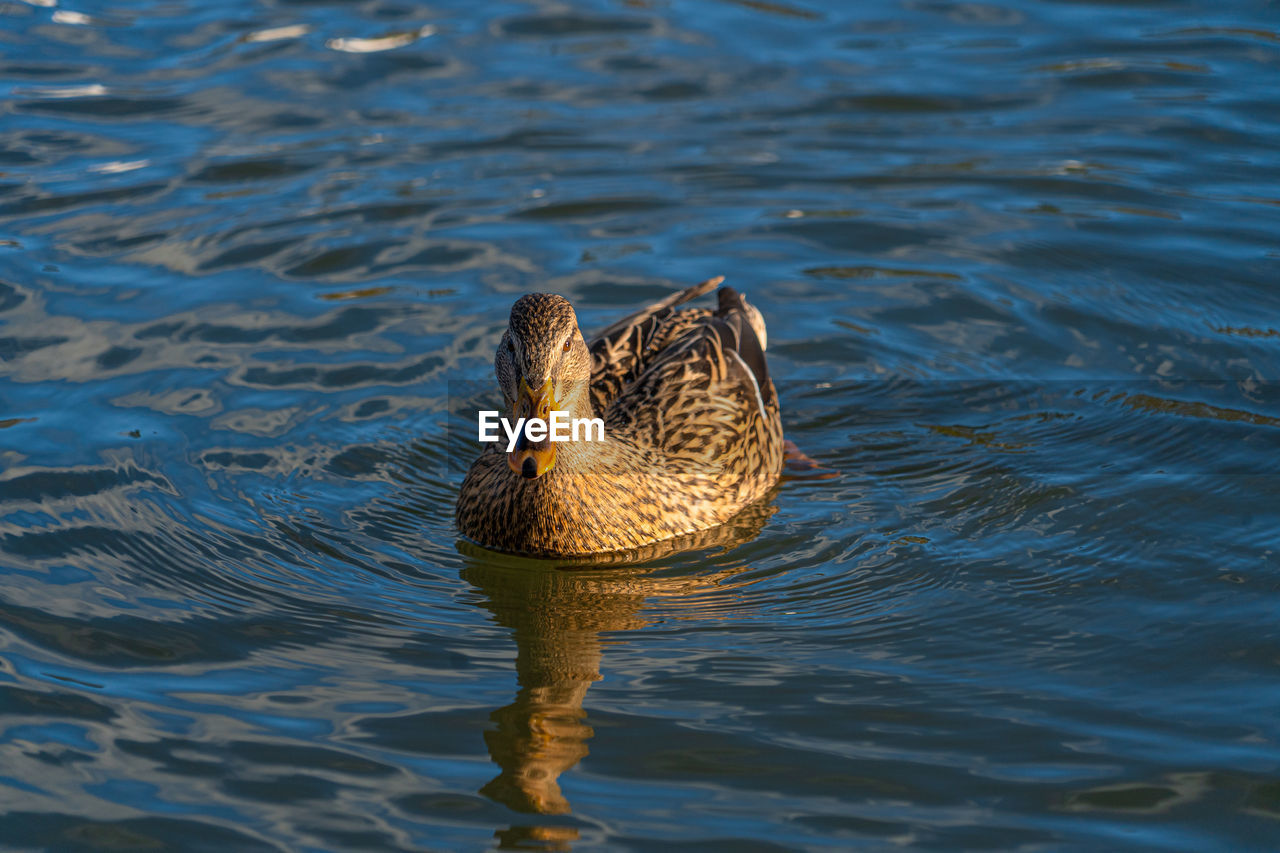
[{"x1": 2, "y1": 0, "x2": 1279, "y2": 848}]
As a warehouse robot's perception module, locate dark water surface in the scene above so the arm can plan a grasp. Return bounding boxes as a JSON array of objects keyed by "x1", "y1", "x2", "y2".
[{"x1": 2, "y1": 0, "x2": 1280, "y2": 849}]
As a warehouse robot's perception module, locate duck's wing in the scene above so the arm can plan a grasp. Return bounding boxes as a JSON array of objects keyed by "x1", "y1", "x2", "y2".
[
  {"x1": 588, "y1": 276, "x2": 722, "y2": 413},
  {"x1": 605, "y1": 286, "x2": 782, "y2": 486}
]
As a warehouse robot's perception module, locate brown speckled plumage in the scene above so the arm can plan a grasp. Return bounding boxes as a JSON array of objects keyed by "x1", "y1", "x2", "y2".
[{"x1": 456, "y1": 277, "x2": 784, "y2": 557}]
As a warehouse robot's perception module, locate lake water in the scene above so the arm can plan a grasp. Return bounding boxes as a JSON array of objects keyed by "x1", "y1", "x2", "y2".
[{"x1": 2, "y1": 0, "x2": 1279, "y2": 849}]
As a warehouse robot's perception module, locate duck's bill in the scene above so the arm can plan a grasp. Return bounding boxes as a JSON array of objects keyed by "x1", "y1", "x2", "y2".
[
  {"x1": 507, "y1": 377, "x2": 557, "y2": 479},
  {"x1": 508, "y1": 444, "x2": 555, "y2": 479}
]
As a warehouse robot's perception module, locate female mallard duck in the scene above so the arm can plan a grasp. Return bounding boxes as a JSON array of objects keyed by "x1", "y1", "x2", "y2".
[{"x1": 456, "y1": 276, "x2": 783, "y2": 557}]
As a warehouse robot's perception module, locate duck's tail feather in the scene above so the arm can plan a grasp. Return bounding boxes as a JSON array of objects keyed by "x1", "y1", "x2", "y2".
[{"x1": 713, "y1": 286, "x2": 774, "y2": 407}]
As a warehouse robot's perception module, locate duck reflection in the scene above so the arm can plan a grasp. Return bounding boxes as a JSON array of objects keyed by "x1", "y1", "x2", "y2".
[
  {"x1": 459, "y1": 498, "x2": 776, "y2": 816},
  {"x1": 466, "y1": 562, "x2": 638, "y2": 814}
]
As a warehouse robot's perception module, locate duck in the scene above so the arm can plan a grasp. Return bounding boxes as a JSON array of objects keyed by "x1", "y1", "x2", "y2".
[{"x1": 455, "y1": 276, "x2": 783, "y2": 557}]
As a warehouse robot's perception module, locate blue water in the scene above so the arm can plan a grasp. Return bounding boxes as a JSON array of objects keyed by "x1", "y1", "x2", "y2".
[{"x1": 2, "y1": 0, "x2": 1279, "y2": 849}]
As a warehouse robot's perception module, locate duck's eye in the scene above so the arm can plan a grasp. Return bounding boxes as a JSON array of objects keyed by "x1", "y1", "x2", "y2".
[
  {"x1": 562, "y1": 338, "x2": 572, "y2": 352},
  {"x1": 506, "y1": 339, "x2": 515, "y2": 354}
]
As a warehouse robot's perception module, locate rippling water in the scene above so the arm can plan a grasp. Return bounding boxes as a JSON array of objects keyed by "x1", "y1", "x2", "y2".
[{"x1": 2, "y1": 0, "x2": 1279, "y2": 848}]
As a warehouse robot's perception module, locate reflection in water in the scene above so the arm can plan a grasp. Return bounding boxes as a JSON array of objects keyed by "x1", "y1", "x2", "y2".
[
  {"x1": 470, "y1": 564, "x2": 632, "y2": 815},
  {"x1": 494, "y1": 825, "x2": 582, "y2": 852},
  {"x1": 461, "y1": 500, "x2": 777, "y2": 816}
]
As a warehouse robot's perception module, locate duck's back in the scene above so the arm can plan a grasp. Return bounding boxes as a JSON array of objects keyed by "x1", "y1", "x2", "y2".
[{"x1": 588, "y1": 281, "x2": 783, "y2": 506}]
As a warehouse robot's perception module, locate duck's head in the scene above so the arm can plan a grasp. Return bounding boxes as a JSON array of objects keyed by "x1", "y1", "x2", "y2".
[{"x1": 495, "y1": 293, "x2": 592, "y2": 479}]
